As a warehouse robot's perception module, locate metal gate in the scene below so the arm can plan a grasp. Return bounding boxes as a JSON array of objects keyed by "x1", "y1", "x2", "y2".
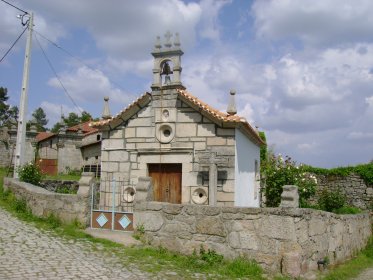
[{"x1": 90, "y1": 179, "x2": 135, "y2": 232}]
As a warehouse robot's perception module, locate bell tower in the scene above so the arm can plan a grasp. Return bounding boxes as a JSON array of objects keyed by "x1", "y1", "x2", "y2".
[{"x1": 151, "y1": 31, "x2": 185, "y2": 91}]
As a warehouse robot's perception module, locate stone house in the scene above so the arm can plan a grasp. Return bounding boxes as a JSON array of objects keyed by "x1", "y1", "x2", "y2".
[
  {"x1": 0, "y1": 125, "x2": 38, "y2": 169},
  {"x1": 92, "y1": 33, "x2": 265, "y2": 207},
  {"x1": 36, "y1": 121, "x2": 101, "y2": 175}
]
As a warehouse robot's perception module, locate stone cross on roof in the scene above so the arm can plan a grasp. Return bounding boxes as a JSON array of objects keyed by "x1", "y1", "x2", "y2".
[{"x1": 164, "y1": 31, "x2": 172, "y2": 48}]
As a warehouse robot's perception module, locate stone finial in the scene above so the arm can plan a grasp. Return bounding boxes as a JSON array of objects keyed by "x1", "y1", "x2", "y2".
[
  {"x1": 227, "y1": 89, "x2": 237, "y2": 115},
  {"x1": 102, "y1": 96, "x2": 111, "y2": 119},
  {"x1": 174, "y1": 32, "x2": 181, "y2": 47},
  {"x1": 154, "y1": 35, "x2": 161, "y2": 50},
  {"x1": 164, "y1": 31, "x2": 172, "y2": 48},
  {"x1": 279, "y1": 185, "x2": 299, "y2": 208}
]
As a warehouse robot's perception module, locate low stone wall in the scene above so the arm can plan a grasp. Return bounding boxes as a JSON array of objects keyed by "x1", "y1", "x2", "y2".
[
  {"x1": 39, "y1": 180, "x2": 79, "y2": 193},
  {"x1": 3, "y1": 178, "x2": 90, "y2": 226},
  {"x1": 134, "y1": 201, "x2": 372, "y2": 277},
  {"x1": 314, "y1": 174, "x2": 372, "y2": 209}
]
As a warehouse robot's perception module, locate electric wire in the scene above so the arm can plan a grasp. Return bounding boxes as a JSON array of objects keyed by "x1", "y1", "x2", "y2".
[
  {"x1": 0, "y1": 26, "x2": 27, "y2": 63},
  {"x1": 34, "y1": 33, "x2": 83, "y2": 114},
  {"x1": 33, "y1": 29, "x2": 127, "y2": 93},
  {"x1": 0, "y1": 0, "x2": 28, "y2": 14}
]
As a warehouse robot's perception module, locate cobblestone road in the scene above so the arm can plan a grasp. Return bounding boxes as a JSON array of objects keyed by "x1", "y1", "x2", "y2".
[{"x1": 0, "y1": 208, "x2": 150, "y2": 279}]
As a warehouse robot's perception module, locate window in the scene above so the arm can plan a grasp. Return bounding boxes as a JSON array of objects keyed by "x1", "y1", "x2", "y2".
[
  {"x1": 254, "y1": 160, "x2": 259, "y2": 199},
  {"x1": 96, "y1": 134, "x2": 101, "y2": 141}
]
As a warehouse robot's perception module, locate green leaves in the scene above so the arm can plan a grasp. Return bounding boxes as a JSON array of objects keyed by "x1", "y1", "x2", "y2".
[
  {"x1": 262, "y1": 153, "x2": 317, "y2": 207},
  {"x1": 17, "y1": 163, "x2": 44, "y2": 186}
]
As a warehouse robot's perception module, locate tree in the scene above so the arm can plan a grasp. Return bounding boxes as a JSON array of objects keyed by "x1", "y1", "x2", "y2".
[
  {"x1": 27, "y1": 107, "x2": 48, "y2": 132},
  {"x1": 0, "y1": 87, "x2": 18, "y2": 126},
  {"x1": 80, "y1": 111, "x2": 93, "y2": 122},
  {"x1": 50, "y1": 111, "x2": 95, "y2": 133},
  {"x1": 63, "y1": 112, "x2": 81, "y2": 127}
]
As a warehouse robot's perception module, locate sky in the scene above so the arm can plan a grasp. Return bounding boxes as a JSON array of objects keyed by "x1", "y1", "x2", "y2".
[{"x1": 0, "y1": 0, "x2": 372, "y2": 168}]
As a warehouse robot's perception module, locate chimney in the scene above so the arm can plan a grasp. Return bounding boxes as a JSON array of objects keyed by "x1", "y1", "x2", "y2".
[
  {"x1": 227, "y1": 89, "x2": 237, "y2": 115},
  {"x1": 102, "y1": 96, "x2": 111, "y2": 119}
]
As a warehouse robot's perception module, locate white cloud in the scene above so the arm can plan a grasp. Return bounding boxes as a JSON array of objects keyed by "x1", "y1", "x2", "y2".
[
  {"x1": 47, "y1": 66, "x2": 132, "y2": 109},
  {"x1": 40, "y1": 101, "x2": 81, "y2": 128},
  {"x1": 252, "y1": 0, "x2": 373, "y2": 48},
  {"x1": 25, "y1": 0, "x2": 203, "y2": 59}
]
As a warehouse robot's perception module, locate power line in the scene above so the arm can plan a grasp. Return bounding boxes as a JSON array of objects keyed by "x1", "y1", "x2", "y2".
[
  {"x1": 0, "y1": 0, "x2": 28, "y2": 14},
  {"x1": 34, "y1": 33, "x2": 83, "y2": 115},
  {"x1": 0, "y1": 26, "x2": 27, "y2": 63},
  {"x1": 33, "y1": 29, "x2": 128, "y2": 93}
]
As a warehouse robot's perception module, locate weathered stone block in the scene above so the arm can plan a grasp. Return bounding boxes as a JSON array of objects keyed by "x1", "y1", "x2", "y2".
[
  {"x1": 110, "y1": 129, "x2": 123, "y2": 139},
  {"x1": 102, "y1": 139, "x2": 125, "y2": 150},
  {"x1": 176, "y1": 123, "x2": 196, "y2": 137},
  {"x1": 136, "y1": 127, "x2": 155, "y2": 138},
  {"x1": 134, "y1": 211, "x2": 164, "y2": 232},
  {"x1": 282, "y1": 251, "x2": 302, "y2": 278},
  {"x1": 197, "y1": 123, "x2": 215, "y2": 137},
  {"x1": 280, "y1": 185, "x2": 299, "y2": 208},
  {"x1": 177, "y1": 112, "x2": 202, "y2": 123},
  {"x1": 196, "y1": 216, "x2": 226, "y2": 237},
  {"x1": 217, "y1": 191, "x2": 234, "y2": 202},
  {"x1": 207, "y1": 137, "x2": 226, "y2": 146},
  {"x1": 109, "y1": 151, "x2": 129, "y2": 162}
]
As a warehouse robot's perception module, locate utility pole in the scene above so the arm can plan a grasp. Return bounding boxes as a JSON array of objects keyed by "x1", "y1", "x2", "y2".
[{"x1": 14, "y1": 12, "x2": 33, "y2": 178}]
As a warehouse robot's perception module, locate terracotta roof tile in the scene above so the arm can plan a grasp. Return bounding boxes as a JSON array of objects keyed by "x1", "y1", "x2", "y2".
[
  {"x1": 91, "y1": 90, "x2": 265, "y2": 146},
  {"x1": 67, "y1": 121, "x2": 97, "y2": 134},
  {"x1": 90, "y1": 92, "x2": 152, "y2": 128},
  {"x1": 36, "y1": 132, "x2": 55, "y2": 142}
]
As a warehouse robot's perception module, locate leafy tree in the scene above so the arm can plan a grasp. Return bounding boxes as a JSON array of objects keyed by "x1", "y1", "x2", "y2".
[
  {"x1": 80, "y1": 111, "x2": 93, "y2": 122},
  {"x1": 51, "y1": 122, "x2": 64, "y2": 133},
  {"x1": 27, "y1": 107, "x2": 48, "y2": 132},
  {"x1": 258, "y1": 131, "x2": 267, "y2": 163},
  {"x1": 63, "y1": 112, "x2": 80, "y2": 127},
  {"x1": 0, "y1": 87, "x2": 18, "y2": 126},
  {"x1": 50, "y1": 111, "x2": 95, "y2": 133}
]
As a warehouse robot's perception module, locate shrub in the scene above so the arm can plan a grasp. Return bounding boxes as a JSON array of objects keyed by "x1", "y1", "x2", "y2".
[
  {"x1": 17, "y1": 162, "x2": 43, "y2": 186},
  {"x1": 261, "y1": 153, "x2": 317, "y2": 207},
  {"x1": 317, "y1": 189, "x2": 346, "y2": 212}
]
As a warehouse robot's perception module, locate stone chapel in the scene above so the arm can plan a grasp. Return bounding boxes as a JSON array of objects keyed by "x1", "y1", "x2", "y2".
[{"x1": 91, "y1": 32, "x2": 265, "y2": 207}]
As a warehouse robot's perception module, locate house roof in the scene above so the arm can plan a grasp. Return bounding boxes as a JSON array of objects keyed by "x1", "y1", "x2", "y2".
[
  {"x1": 67, "y1": 121, "x2": 98, "y2": 134},
  {"x1": 36, "y1": 121, "x2": 99, "y2": 143},
  {"x1": 36, "y1": 132, "x2": 55, "y2": 142},
  {"x1": 90, "y1": 90, "x2": 265, "y2": 146},
  {"x1": 90, "y1": 92, "x2": 152, "y2": 129}
]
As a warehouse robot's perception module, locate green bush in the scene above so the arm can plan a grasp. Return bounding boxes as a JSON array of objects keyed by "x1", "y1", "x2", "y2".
[
  {"x1": 317, "y1": 189, "x2": 346, "y2": 212},
  {"x1": 17, "y1": 163, "x2": 44, "y2": 186},
  {"x1": 333, "y1": 206, "x2": 362, "y2": 214},
  {"x1": 261, "y1": 153, "x2": 317, "y2": 207},
  {"x1": 304, "y1": 163, "x2": 373, "y2": 186}
]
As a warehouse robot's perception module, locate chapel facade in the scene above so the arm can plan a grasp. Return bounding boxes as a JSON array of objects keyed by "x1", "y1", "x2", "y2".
[{"x1": 92, "y1": 32, "x2": 265, "y2": 207}]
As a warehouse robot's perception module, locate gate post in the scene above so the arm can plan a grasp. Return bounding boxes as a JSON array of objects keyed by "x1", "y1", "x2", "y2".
[{"x1": 112, "y1": 178, "x2": 116, "y2": 230}]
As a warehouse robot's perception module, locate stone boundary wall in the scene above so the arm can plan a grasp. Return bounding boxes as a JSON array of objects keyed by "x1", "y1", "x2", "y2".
[
  {"x1": 314, "y1": 174, "x2": 372, "y2": 210},
  {"x1": 134, "y1": 201, "x2": 372, "y2": 277},
  {"x1": 39, "y1": 180, "x2": 79, "y2": 193},
  {"x1": 3, "y1": 178, "x2": 90, "y2": 226}
]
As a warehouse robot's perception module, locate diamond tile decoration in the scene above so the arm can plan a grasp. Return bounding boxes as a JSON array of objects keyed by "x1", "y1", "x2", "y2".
[
  {"x1": 118, "y1": 215, "x2": 131, "y2": 230},
  {"x1": 96, "y1": 213, "x2": 108, "y2": 227}
]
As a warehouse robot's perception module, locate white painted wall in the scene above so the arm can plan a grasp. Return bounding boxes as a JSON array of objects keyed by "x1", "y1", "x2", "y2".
[{"x1": 234, "y1": 129, "x2": 260, "y2": 207}]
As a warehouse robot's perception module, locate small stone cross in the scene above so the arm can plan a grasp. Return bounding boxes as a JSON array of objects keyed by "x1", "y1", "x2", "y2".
[{"x1": 164, "y1": 31, "x2": 172, "y2": 48}]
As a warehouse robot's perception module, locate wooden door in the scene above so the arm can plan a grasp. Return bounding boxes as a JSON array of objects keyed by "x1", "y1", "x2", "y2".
[{"x1": 148, "y1": 164, "x2": 182, "y2": 204}]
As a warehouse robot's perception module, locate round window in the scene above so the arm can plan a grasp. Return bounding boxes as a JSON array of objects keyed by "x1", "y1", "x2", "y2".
[{"x1": 156, "y1": 123, "x2": 175, "y2": 143}]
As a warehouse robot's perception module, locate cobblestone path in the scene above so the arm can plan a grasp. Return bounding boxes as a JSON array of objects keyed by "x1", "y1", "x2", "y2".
[
  {"x1": 0, "y1": 208, "x2": 150, "y2": 279},
  {"x1": 352, "y1": 267, "x2": 373, "y2": 280}
]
